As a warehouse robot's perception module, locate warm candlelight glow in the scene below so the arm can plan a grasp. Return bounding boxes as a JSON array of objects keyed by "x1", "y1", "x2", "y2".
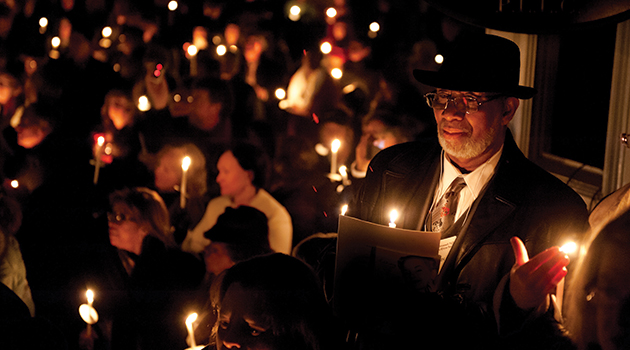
[
  {"x1": 339, "y1": 165, "x2": 347, "y2": 177},
  {"x1": 187, "y1": 44, "x2": 198, "y2": 56},
  {"x1": 86, "y1": 289, "x2": 94, "y2": 306},
  {"x1": 97, "y1": 136, "x2": 105, "y2": 147},
  {"x1": 10, "y1": 180, "x2": 18, "y2": 188},
  {"x1": 435, "y1": 54, "x2": 444, "y2": 64},
  {"x1": 289, "y1": 5, "x2": 301, "y2": 21},
  {"x1": 168, "y1": 0, "x2": 178, "y2": 11},
  {"x1": 186, "y1": 313, "x2": 198, "y2": 348},
  {"x1": 369, "y1": 22, "x2": 380, "y2": 32},
  {"x1": 79, "y1": 304, "x2": 99, "y2": 325},
  {"x1": 138, "y1": 95, "x2": 151, "y2": 111},
  {"x1": 331, "y1": 139, "x2": 341, "y2": 153},
  {"x1": 102, "y1": 26, "x2": 112, "y2": 38},
  {"x1": 275, "y1": 88, "x2": 286, "y2": 100},
  {"x1": 320, "y1": 41, "x2": 332, "y2": 54},
  {"x1": 39, "y1": 17, "x2": 48, "y2": 28},
  {"x1": 326, "y1": 7, "x2": 337, "y2": 18},
  {"x1": 182, "y1": 156, "x2": 191, "y2": 171},
  {"x1": 51, "y1": 36, "x2": 61, "y2": 49},
  {"x1": 389, "y1": 209, "x2": 399, "y2": 228},
  {"x1": 216, "y1": 45, "x2": 227, "y2": 56},
  {"x1": 559, "y1": 241, "x2": 577, "y2": 255},
  {"x1": 331, "y1": 68, "x2": 343, "y2": 79},
  {"x1": 341, "y1": 204, "x2": 348, "y2": 216}
]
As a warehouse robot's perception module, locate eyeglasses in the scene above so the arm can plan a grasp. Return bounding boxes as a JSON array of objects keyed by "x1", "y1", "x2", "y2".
[
  {"x1": 107, "y1": 212, "x2": 136, "y2": 223},
  {"x1": 424, "y1": 91, "x2": 503, "y2": 114}
]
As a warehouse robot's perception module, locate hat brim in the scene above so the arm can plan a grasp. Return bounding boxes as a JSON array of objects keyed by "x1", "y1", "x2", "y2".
[{"x1": 413, "y1": 69, "x2": 536, "y2": 100}]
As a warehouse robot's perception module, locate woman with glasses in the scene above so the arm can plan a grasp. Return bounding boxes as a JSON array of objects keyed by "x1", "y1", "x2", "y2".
[{"x1": 82, "y1": 187, "x2": 205, "y2": 350}]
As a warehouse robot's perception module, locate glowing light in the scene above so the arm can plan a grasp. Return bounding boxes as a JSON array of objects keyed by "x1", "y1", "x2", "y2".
[
  {"x1": 113, "y1": 63, "x2": 121, "y2": 72},
  {"x1": 326, "y1": 7, "x2": 337, "y2": 18},
  {"x1": 10, "y1": 180, "x2": 18, "y2": 188},
  {"x1": 369, "y1": 22, "x2": 380, "y2": 32},
  {"x1": 289, "y1": 5, "x2": 301, "y2": 21},
  {"x1": 212, "y1": 35, "x2": 222, "y2": 45},
  {"x1": 275, "y1": 88, "x2": 286, "y2": 100},
  {"x1": 86, "y1": 290, "x2": 94, "y2": 306},
  {"x1": 339, "y1": 165, "x2": 348, "y2": 177},
  {"x1": 342, "y1": 84, "x2": 356, "y2": 94},
  {"x1": 99, "y1": 38, "x2": 112, "y2": 48},
  {"x1": 182, "y1": 156, "x2": 191, "y2": 172},
  {"x1": 173, "y1": 94, "x2": 181, "y2": 102},
  {"x1": 168, "y1": 0, "x2": 178, "y2": 11},
  {"x1": 216, "y1": 44, "x2": 227, "y2": 56},
  {"x1": 331, "y1": 68, "x2": 343, "y2": 79},
  {"x1": 51, "y1": 36, "x2": 61, "y2": 49},
  {"x1": 320, "y1": 41, "x2": 332, "y2": 54},
  {"x1": 39, "y1": 17, "x2": 48, "y2": 28},
  {"x1": 97, "y1": 136, "x2": 105, "y2": 147},
  {"x1": 315, "y1": 143, "x2": 329, "y2": 156},
  {"x1": 79, "y1": 304, "x2": 99, "y2": 324},
  {"x1": 187, "y1": 44, "x2": 198, "y2": 56},
  {"x1": 290, "y1": 5, "x2": 301, "y2": 15},
  {"x1": 138, "y1": 95, "x2": 151, "y2": 111},
  {"x1": 187, "y1": 96, "x2": 194, "y2": 103},
  {"x1": 341, "y1": 204, "x2": 348, "y2": 216},
  {"x1": 102, "y1": 26, "x2": 112, "y2": 38},
  {"x1": 389, "y1": 209, "x2": 399, "y2": 228},
  {"x1": 331, "y1": 139, "x2": 341, "y2": 153},
  {"x1": 186, "y1": 312, "x2": 198, "y2": 348},
  {"x1": 560, "y1": 241, "x2": 578, "y2": 255},
  {"x1": 229, "y1": 45, "x2": 238, "y2": 52},
  {"x1": 435, "y1": 54, "x2": 444, "y2": 64}
]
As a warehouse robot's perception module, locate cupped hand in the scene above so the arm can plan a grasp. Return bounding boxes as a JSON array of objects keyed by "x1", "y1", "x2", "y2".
[{"x1": 509, "y1": 236, "x2": 569, "y2": 310}]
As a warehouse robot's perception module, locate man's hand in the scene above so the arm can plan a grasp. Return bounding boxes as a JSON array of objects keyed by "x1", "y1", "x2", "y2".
[{"x1": 509, "y1": 236, "x2": 569, "y2": 310}]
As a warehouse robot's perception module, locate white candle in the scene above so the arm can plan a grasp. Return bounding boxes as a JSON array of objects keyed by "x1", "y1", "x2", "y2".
[
  {"x1": 389, "y1": 209, "x2": 399, "y2": 228},
  {"x1": 339, "y1": 165, "x2": 349, "y2": 185},
  {"x1": 187, "y1": 45, "x2": 198, "y2": 76},
  {"x1": 186, "y1": 312, "x2": 198, "y2": 348},
  {"x1": 80, "y1": 289, "x2": 98, "y2": 337},
  {"x1": 330, "y1": 139, "x2": 340, "y2": 175},
  {"x1": 180, "y1": 156, "x2": 191, "y2": 209},
  {"x1": 93, "y1": 136, "x2": 105, "y2": 184}
]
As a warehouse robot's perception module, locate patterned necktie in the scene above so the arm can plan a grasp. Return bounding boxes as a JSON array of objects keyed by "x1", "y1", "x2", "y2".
[{"x1": 429, "y1": 177, "x2": 467, "y2": 233}]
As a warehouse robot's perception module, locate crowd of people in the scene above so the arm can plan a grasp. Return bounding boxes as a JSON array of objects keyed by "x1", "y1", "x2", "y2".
[{"x1": 0, "y1": 1, "x2": 629, "y2": 350}]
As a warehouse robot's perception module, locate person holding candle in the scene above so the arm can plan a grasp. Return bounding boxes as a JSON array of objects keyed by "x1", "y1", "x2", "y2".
[
  {"x1": 84, "y1": 187, "x2": 204, "y2": 350},
  {"x1": 347, "y1": 34, "x2": 589, "y2": 348},
  {"x1": 152, "y1": 143, "x2": 209, "y2": 245},
  {"x1": 181, "y1": 143, "x2": 293, "y2": 255}
]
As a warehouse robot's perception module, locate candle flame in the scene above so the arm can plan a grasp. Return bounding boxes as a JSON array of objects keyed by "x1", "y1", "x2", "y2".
[
  {"x1": 339, "y1": 165, "x2": 347, "y2": 177},
  {"x1": 182, "y1": 156, "x2": 191, "y2": 171},
  {"x1": 389, "y1": 209, "x2": 399, "y2": 228},
  {"x1": 51, "y1": 36, "x2": 61, "y2": 49},
  {"x1": 186, "y1": 312, "x2": 198, "y2": 327},
  {"x1": 331, "y1": 139, "x2": 341, "y2": 153},
  {"x1": 560, "y1": 241, "x2": 577, "y2": 255},
  {"x1": 341, "y1": 204, "x2": 348, "y2": 216},
  {"x1": 187, "y1": 44, "x2": 198, "y2": 56},
  {"x1": 97, "y1": 136, "x2": 105, "y2": 147},
  {"x1": 10, "y1": 180, "x2": 18, "y2": 188},
  {"x1": 86, "y1": 289, "x2": 94, "y2": 304}
]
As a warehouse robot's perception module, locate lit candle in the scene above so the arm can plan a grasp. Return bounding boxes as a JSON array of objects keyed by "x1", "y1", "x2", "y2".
[
  {"x1": 180, "y1": 156, "x2": 191, "y2": 209},
  {"x1": 557, "y1": 241, "x2": 578, "y2": 312},
  {"x1": 186, "y1": 312, "x2": 198, "y2": 348},
  {"x1": 187, "y1": 45, "x2": 198, "y2": 76},
  {"x1": 389, "y1": 209, "x2": 399, "y2": 228},
  {"x1": 341, "y1": 204, "x2": 348, "y2": 216},
  {"x1": 93, "y1": 136, "x2": 105, "y2": 185},
  {"x1": 79, "y1": 289, "x2": 98, "y2": 337},
  {"x1": 339, "y1": 165, "x2": 349, "y2": 186},
  {"x1": 330, "y1": 139, "x2": 340, "y2": 175}
]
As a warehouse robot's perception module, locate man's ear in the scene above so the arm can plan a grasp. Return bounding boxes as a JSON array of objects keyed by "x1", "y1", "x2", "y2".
[
  {"x1": 247, "y1": 170, "x2": 255, "y2": 183},
  {"x1": 502, "y1": 97, "x2": 520, "y2": 126}
]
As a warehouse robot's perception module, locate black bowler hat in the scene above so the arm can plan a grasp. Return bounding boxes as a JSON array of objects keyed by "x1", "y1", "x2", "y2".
[
  {"x1": 204, "y1": 206, "x2": 272, "y2": 260},
  {"x1": 413, "y1": 34, "x2": 536, "y2": 99}
]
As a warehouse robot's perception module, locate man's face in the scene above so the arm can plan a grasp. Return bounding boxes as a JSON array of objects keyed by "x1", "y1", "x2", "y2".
[
  {"x1": 433, "y1": 89, "x2": 515, "y2": 169},
  {"x1": 203, "y1": 241, "x2": 234, "y2": 275},
  {"x1": 190, "y1": 89, "x2": 221, "y2": 132}
]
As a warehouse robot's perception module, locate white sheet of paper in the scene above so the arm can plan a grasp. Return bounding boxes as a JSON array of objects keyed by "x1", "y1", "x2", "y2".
[{"x1": 438, "y1": 236, "x2": 457, "y2": 273}]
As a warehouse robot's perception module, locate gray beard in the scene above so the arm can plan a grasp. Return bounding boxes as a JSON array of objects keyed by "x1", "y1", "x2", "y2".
[{"x1": 437, "y1": 121, "x2": 498, "y2": 160}]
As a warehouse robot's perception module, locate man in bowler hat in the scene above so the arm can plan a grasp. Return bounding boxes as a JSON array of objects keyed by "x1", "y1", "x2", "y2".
[{"x1": 348, "y1": 34, "x2": 589, "y2": 348}]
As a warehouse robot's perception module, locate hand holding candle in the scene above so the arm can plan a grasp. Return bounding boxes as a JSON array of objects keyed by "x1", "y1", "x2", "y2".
[
  {"x1": 508, "y1": 236, "x2": 570, "y2": 311},
  {"x1": 180, "y1": 156, "x2": 191, "y2": 209}
]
